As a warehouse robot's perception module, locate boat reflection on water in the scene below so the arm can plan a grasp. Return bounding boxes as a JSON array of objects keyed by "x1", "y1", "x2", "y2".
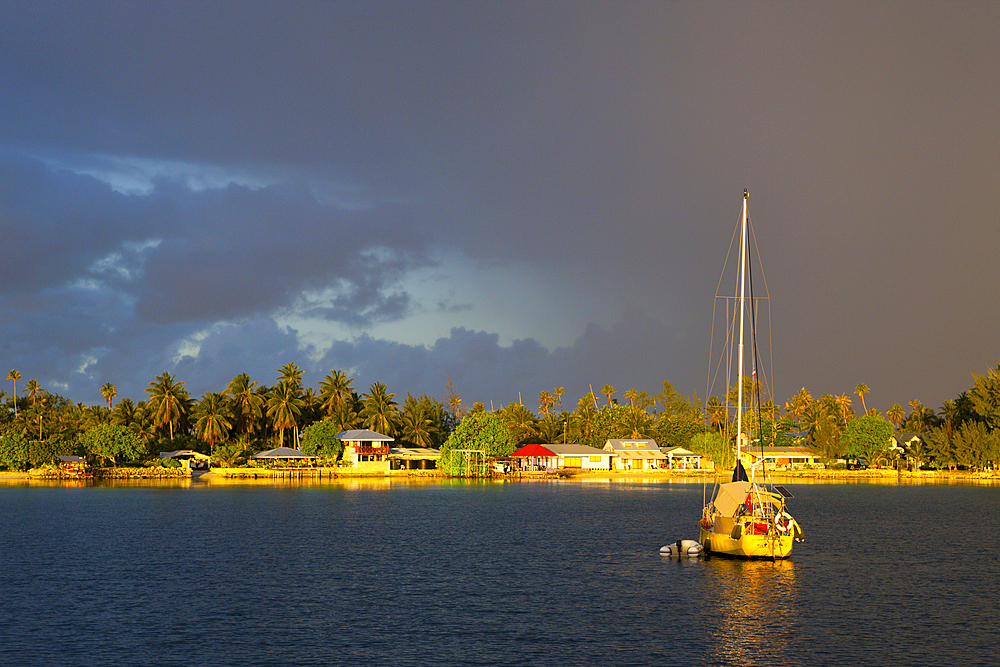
[{"x1": 699, "y1": 556, "x2": 799, "y2": 666}]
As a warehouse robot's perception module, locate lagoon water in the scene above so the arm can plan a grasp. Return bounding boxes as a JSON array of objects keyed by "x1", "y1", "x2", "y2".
[{"x1": 2, "y1": 477, "x2": 998, "y2": 666}]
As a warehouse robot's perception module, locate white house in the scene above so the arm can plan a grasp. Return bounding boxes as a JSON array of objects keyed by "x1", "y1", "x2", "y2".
[
  {"x1": 603, "y1": 439, "x2": 666, "y2": 470},
  {"x1": 545, "y1": 444, "x2": 617, "y2": 470},
  {"x1": 336, "y1": 429, "x2": 394, "y2": 466},
  {"x1": 660, "y1": 446, "x2": 704, "y2": 470}
]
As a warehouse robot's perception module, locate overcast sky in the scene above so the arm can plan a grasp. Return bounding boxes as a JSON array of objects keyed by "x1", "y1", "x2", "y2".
[{"x1": 1, "y1": 1, "x2": 997, "y2": 416}]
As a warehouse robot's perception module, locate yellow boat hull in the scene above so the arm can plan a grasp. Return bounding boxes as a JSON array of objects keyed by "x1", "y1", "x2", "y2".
[{"x1": 699, "y1": 524, "x2": 794, "y2": 559}]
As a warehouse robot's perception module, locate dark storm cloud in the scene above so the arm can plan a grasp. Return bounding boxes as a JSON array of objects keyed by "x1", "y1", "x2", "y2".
[
  {"x1": 0, "y1": 153, "x2": 156, "y2": 293},
  {"x1": 131, "y1": 177, "x2": 432, "y2": 325},
  {"x1": 0, "y1": 2, "x2": 998, "y2": 412},
  {"x1": 0, "y1": 153, "x2": 436, "y2": 400},
  {"x1": 170, "y1": 319, "x2": 306, "y2": 397},
  {"x1": 0, "y1": 151, "x2": 431, "y2": 323},
  {"x1": 311, "y1": 308, "x2": 685, "y2": 409}
]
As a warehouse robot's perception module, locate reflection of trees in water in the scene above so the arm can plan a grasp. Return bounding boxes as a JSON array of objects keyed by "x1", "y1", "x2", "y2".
[{"x1": 700, "y1": 557, "x2": 799, "y2": 667}]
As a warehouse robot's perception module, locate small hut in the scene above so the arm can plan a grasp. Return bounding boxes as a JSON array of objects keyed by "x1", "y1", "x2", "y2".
[
  {"x1": 249, "y1": 447, "x2": 317, "y2": 467},
  {"x1": 159, "y1": 450, "x2": 212, "y2": 471},
  {"x1": 389, "y1": 447, "x2": 441, "y2": 470},
  {"x1": 511, "y1": 444, "x2": 558, "y2": 471}
]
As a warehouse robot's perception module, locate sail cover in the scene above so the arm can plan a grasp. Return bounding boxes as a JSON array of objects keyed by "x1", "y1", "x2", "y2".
[{"x1": 714, "y1": 481, "x2": 752, "y2": 517}]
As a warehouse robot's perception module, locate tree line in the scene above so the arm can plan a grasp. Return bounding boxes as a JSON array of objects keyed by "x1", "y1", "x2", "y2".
[{"x1": 1, "y1": 361, "x2": 999, "y2": 472}]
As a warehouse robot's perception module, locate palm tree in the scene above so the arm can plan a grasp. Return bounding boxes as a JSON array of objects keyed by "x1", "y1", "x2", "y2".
[
  {"x1": 706, "y1": 396, "x2": 729, "y2": 433},
  {"x1": 195, "y1": 392, "x2": 233, "y2": 454},
  {"x1": 537, "y1": 412, "x2": 564, "y2": 443},
  {"x1": 226, "y1": 373, "x2": 265, "y2": 438},
  {"x1": 145, "y1": 372, "x2": 188, "y2": 441},
  {"x1": 444, "y1": 376, "x2": 464, "y2": 420},
  {"x1": 601, "y1": 384, "x2": 617, "y2": 406},
  {"x1": 803, "y1": 402, "x2": 833, "y2": 443},
  {"x1": 622, "y1": 406, "x2": 654, "y2": 438},
  {"x1": 624, "y1": 388, "x2": 638, "y2": 408},
  {"x1": 267, "y1": 381, "x2": 304, "y2": 447},
  {"x1": 887, "y1": 403, "x2": 905, "y2": 429},
  {"x1": 784, "y1": 387, "x2": 813, "y2": 426},
  {"x1": 940, "y1": 399, "x2": 958, "y2": 442},
  {"x1": 330, "y1": 399, "x2": 362, "y2": 433},
  {"x1": 835, "y1": 394, "x2": 853, "y2": 423},
  {"x1": 24, "y1": 378, "x2": 43, "y2": 408},
  {"x1": 112, "y1": 397, "x2": 140, "y2": 427},
  {"x1": 907, "y1": 399, "x2": 927, "y2": 432},
  {"x1": 25, "y1": 394, "x2": 48, "y2": 440},
  {"x1": 399, "y1": 393, "x2": 438, "y2": 448},
  {"x1": 571, "y1": 397, "x2": 598, "y2": 445},
  {"x1": 907, "y1": 437, "x2": 928, "y2": 472},
  {"x1": 277, "y1": 362, "x2": 304, "y2": 389},
  {"x1": 319, "y1": 370, "x2": 353, "y2": 417},
  {"x1": 537, "y1": 390, "x2": 554, "y2": 417},
  {"x1": 501, "y1": 403, "x2": 539, "y2": 445},
  {"x1": 21, "y1": 379, "x2": 44, "y2": 438},
  {"x1": 130, "y1": 401, "x2": 158, "y2": 454},
  {"x1": 854, "y1": 383, "x2": 870, "y2": 415},
  {"x1": 7, "y1": 369, "x2": 22, "y2": 417},
  {"x1": 361, "y1": 382, "x2": 398, "y2": 436},
  {"x1": 100, "y1": 383, "x2": 117, "y2": 409}
]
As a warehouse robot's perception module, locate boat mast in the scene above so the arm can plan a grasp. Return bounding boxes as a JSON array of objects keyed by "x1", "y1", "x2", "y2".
[{"x1": 736, "y1": 189, "x2": 748, "y2": 468}]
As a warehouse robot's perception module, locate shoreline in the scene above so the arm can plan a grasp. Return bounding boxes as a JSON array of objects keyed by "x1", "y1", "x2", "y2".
[
  {"x1": 3, "y1": 467, "x2": 998, "y2": 484},
  {"x1": 523, "y1": 468, "x2": 1000, "y2": 482}
]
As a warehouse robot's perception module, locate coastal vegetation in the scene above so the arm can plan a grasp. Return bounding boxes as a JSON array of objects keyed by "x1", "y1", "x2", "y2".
[{"x1": 1, "y1": 362, "x2": 999, "y2": 473}]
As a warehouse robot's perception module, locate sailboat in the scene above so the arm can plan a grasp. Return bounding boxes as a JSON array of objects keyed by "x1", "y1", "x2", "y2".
[{"x1": 698, "y1": 190, "x2": 804, "y2": 559}]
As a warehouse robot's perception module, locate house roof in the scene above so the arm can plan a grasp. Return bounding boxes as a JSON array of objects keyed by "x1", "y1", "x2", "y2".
[
  {"x1": 544, "y1": 444, "x2": 612, "y2": 457},
  {"x1": 604, "y1": 439, "x2": 659, "y2": 450},
  {"x1": 389, "y1": 447, "x2": 441, "y2": 459},
  {"x1": 159, "y1": 450, "x2": 211, "y2": 460},
  {"x1": 511, "y1": 443, "x2": 557, "y2": 458},
  {"x1": 250, "y1": 447, "x2": 316, "y2": 458},
  {"x1": 335, "y1": 429, "x2": 395, "y2": 442},
  {"x1": 744, "y1": 446, "x2": 814, "y2": 456},
  {"x1": 57, "y1": 455, "x2": 86, "y2": 463},
  {"x1": 661, "y1": 446, "x2": 698, "y2": 456},
  {"x1": 615, "y1": 450, "x2": 667, "y2": 459}
]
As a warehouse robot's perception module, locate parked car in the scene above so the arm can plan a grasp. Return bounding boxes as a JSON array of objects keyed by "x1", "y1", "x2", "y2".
[{"x1": 845, "y1": 456, "x2": 867, "y2": 470}]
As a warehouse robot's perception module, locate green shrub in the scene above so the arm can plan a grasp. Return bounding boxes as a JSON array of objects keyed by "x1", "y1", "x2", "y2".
[{"x1": 300, "y1": 420, "x2": 345, "y2": 460}]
